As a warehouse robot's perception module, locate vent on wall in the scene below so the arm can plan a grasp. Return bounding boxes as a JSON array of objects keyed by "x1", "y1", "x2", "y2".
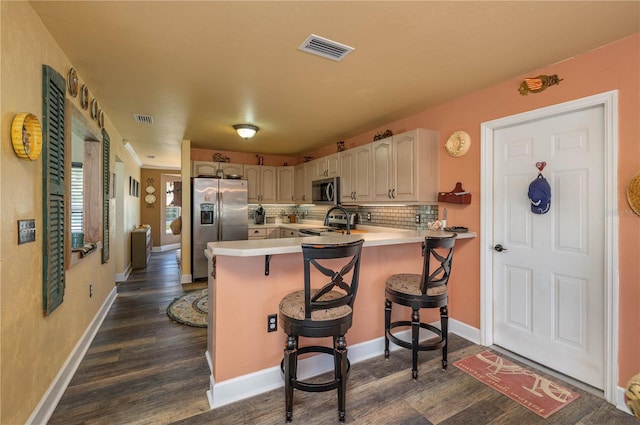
[
  {"x1": 298, "y1": 34, "x2": 354, "y2": 62},
  {"x1": 133, "y1": 114, "x2": 154, "y2": 124}
]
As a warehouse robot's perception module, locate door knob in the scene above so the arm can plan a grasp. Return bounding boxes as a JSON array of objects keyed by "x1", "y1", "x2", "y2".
[{"x1": 494, "y1": 244, "x2": 508, "y2": 252}]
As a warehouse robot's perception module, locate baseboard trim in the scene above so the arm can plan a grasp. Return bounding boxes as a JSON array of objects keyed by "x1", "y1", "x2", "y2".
[
  {"x1": 181, "y1": 274, "x2": 193, "y2": 284},
  {"x1": 27, "y1": 287, "x2": 118, "y2": 425},
  {"x1": 617, "y1": 385, "x2": 632, "y2": 415},
  {"x1": 152, "y1": 243, "x2": 180, "y2": 253},
  {"x1": 115, "y1": 263, "x2": 132, "y2": 282},
  {"x1": 207, "y1": 319, "x2": 478, "y2": 409},
  {"x1": 450, "y1": 318, "x2": 481, "y2": 345}
]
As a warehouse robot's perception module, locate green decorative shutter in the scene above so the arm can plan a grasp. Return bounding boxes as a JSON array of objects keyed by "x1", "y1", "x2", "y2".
[
  {"x1": 102, "y1": 128, "x2": 110, "y2": 264},
  {"x1": 42, "y1": 65, "x2": 66, "y2": 315}
]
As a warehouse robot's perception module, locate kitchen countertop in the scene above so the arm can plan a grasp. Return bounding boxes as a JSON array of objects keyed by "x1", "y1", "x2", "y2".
[{"x1": 207, "y1": 229, "x2": 476, "y2": 257}]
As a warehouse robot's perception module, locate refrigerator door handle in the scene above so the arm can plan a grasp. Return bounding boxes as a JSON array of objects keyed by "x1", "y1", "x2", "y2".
[{"x1": 216, "y1": 191, "x2": 222, "y2": 239}]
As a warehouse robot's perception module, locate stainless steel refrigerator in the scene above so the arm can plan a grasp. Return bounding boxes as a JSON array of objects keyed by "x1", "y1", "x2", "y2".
[{"x1": 191, "y1": 177, "x2": 248, "y2": 280}]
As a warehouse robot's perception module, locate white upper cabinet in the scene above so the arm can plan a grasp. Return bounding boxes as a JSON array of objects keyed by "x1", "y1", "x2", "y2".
[
  {"x1": 245, "y1": 165, "x2": 277, "y2": 203},
  {"x1": 294, "y1": 165, "x2": 305, "y2": 203},
  {"x1": 219, "y1": 162, "x2": 244, "y2": 177},
  {"x1": 314, "y1": 153, "x2": 340, "y2": 179},
  {"x1": 372, "y1": 137, "x2": 394, "y2": 200},
  {"x1": 371, "y1": 128, "x2": 439, "y2": 203},
  {"x1": 191, "y1": 127, "x2": 437, "y2": 205},
  {"x1": 192, "y1": 161, "x2": 217, "y2": 176},
  {"x1": 192, "y1": 161, "x2": 244, "y2": 178},
  {"x1": 277, "y1": 166, "x2": 295, "y2": 203},
  {"x1": 340, "y1": 145, "x2": 372, "y2": 203}
]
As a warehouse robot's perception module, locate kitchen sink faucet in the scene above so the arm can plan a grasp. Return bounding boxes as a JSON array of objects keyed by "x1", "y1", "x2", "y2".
[{"x1": 324, "y1": 205, "x2": 351, "y2": 235}]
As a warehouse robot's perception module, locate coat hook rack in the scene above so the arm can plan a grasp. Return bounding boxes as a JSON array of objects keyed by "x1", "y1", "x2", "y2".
[{"x1": 536, "y1": 161, "x2": 547, "y2": 173}]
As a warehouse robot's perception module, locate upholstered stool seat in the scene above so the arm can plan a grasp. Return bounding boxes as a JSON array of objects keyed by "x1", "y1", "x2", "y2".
[
  {"x1": 386, "y1": 273, "x2": 448, "y2": 297},
  {"x1": 280, "y1": 290, "x2": 353, "y2": 321},
  {"x1": 279, "y1": 239, "x2": 364, "y2": 422},
  {"x1": 384, "y1": 235, "x2": 456, "y2": 380}
]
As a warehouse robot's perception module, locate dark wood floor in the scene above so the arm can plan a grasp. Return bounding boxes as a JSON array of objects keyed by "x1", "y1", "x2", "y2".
[{"x1": 49, "y1": 251, "x2": 635, "y2": 424}]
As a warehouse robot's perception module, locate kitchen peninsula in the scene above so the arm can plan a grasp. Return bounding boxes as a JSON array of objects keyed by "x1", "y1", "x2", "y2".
[{"x1": 204, "y1": 228, "x2": 475, "y2": 408}]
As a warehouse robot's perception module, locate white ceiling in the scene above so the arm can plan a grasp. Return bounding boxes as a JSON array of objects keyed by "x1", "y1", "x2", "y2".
[{"x1": 29, "y1": 1, "x2": 639, "y2": 169}]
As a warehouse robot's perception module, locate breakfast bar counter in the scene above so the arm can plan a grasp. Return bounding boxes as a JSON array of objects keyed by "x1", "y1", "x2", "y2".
[
  {"x1": 208, "y1": 229, "x2": 476, "y2": 257},
  {"x1": 204, "y1": 229, "x2": 476, "y2": 408}
]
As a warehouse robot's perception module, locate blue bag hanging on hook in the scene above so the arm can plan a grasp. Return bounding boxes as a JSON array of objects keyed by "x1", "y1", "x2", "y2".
[{"x1": 528, "y1": 174, "x2": 551, "y2": 214}]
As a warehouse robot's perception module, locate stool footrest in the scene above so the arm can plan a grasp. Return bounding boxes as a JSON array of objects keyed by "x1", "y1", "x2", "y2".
[
  {"x1": 386, "y1": 321, "x2": 446, "y2": 351},
  {"x1": 281, "y1": 345, "x2": 351, "y2": 393}
]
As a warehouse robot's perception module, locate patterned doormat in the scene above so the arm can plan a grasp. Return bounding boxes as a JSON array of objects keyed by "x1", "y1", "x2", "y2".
[
  {"x1": 166, "y1": 289, "x2": 208, "y2": 327},
  {"x1": 454, "y1": 350, "x2": 580, "y2": 418}
]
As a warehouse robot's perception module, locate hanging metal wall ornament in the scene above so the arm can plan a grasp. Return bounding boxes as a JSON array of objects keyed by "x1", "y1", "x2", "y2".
[{"x1": 518, "y1": 74, "x2": 563, "y2": 96}]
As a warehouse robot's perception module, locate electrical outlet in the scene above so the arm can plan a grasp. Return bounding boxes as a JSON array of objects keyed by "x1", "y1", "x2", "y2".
[
  {"x1": 367, "y1": 212, "x2": 371, "y2": 221},
  {"x1": 415, "y1": 214, "x2": 420, "y2": 224},
  {"x1": 267, "y1": 314, "x2": 277, "y2": 332},
  {"x1": 89, "y1": 283, "x2": 93, "y2": 298}
]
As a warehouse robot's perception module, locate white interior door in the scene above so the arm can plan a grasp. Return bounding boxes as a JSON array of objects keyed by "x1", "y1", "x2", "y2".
[{"x1": 492, "y1": 105, "x2": 605, "y2": 389}]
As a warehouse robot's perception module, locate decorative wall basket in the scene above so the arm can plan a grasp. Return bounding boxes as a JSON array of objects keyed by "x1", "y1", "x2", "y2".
[
  {"x1": 627, "y1": 170, "x2": 640, "y2": 216},
  {"x1": 445, "y1": 131, "x2": 471, "y2": 157},
  {"x1": 11, "y1": 113, "x2": 43, "y2": 161},
  {"x1": 518, "y1": 74, "x2": 563, "y2": 96}
]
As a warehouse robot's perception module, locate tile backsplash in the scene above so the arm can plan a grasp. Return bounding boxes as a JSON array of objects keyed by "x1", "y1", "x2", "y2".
[{"x1": 248, "y1": 204, "x2": 439, "y2": 230}]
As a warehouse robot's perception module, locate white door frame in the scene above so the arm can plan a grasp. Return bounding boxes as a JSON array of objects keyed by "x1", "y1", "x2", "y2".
[{"x1": 480, "y1": 91, "x2": 619, "y2": 403}]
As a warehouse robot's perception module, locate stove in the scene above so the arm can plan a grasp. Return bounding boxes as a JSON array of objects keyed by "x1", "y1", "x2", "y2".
[
  {"x1": 298, "y1": 228, "x2": 331, "y2": 237},
  {"x1": 298, "y1": 213, "x2": 357, "y2": 237}
]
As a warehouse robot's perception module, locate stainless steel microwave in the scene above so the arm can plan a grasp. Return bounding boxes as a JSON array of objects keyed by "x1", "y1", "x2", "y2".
[{"x1": 312, "y1": 177, "x2": 340, "y2": 205}]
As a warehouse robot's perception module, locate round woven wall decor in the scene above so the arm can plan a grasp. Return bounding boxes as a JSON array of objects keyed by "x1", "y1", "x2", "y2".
[
  {"x1": 11, "y1": 113, "x2": 42, "y2": 161},
  {"x1": 627, "y1": 170, "x2": 640, "y2": 217}
]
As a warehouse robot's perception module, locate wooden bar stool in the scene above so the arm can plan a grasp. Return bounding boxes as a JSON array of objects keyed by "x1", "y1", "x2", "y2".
[
  {"x1": 384, "y1": 235, "x2": 456, "y2": 379},
  {"x1": 279, "y1": 239, "x2": 364, "y2": 422}
]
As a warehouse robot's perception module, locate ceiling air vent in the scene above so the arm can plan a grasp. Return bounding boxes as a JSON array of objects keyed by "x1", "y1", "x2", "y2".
[
  {"x1": 133, "y1": 114, "x2": 153, "y2": 124},
  {"x1": 298, "y1": 34, "x2": 354, "y2": 62}
]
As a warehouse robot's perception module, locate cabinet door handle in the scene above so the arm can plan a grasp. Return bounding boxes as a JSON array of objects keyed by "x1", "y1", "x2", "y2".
[
  {"x1": 391, "y1": 189, "x2": 396, "y2": 198},
  {"x1": 388, "y1": 189, "x2": 392, "y2": 199}
]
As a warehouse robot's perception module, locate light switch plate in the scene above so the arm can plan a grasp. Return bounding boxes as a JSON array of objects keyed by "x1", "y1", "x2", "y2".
[{"x1": 18, "y1": 219, "x2": 36, "y2": 244}]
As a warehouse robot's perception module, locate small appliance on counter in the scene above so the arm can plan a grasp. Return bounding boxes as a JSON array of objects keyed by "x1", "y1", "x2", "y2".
[{"x1": 255, "y1": 206, "x2": 265, "y2": 224}]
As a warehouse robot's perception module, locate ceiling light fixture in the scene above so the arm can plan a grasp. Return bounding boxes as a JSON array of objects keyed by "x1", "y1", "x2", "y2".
[{"x1": 233, "y1": 124, "x2": 259, "y2": 140}]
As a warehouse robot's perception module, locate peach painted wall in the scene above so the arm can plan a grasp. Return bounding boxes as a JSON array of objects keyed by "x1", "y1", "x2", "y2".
[
  {"x1": 191, "y1": 147, "x2": 299, "y2": 167},
  {"x1": 212, "y1": 242, "x2": 473, "y2": 381},
  {"x1": 328, "y1": 35, "x2": 639, "y2": 387}
]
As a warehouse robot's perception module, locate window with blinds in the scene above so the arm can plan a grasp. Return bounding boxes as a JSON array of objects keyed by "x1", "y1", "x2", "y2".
[{"x1": 71, "y1": 162, "x2": 83, "y2": 233}]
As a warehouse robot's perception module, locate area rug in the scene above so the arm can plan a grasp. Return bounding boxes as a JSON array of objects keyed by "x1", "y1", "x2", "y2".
[
  {"x1": 166, "y1": 289, "x2": 208, "y2": 327},
  {"x1": 453, "y1": 350, "x2": 580, "y2": 418}
]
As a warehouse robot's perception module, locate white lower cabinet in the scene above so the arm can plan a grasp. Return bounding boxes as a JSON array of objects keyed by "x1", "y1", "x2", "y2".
[
  {"x1": 280, "y1": 228, "x2": 298, "y2": 238},
  {"x1": 248, "y1": 228, "x2": 267, "y2": 240},
  {"x1": 249, "y1": 227, "x2": 279, "y2": 240}
]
